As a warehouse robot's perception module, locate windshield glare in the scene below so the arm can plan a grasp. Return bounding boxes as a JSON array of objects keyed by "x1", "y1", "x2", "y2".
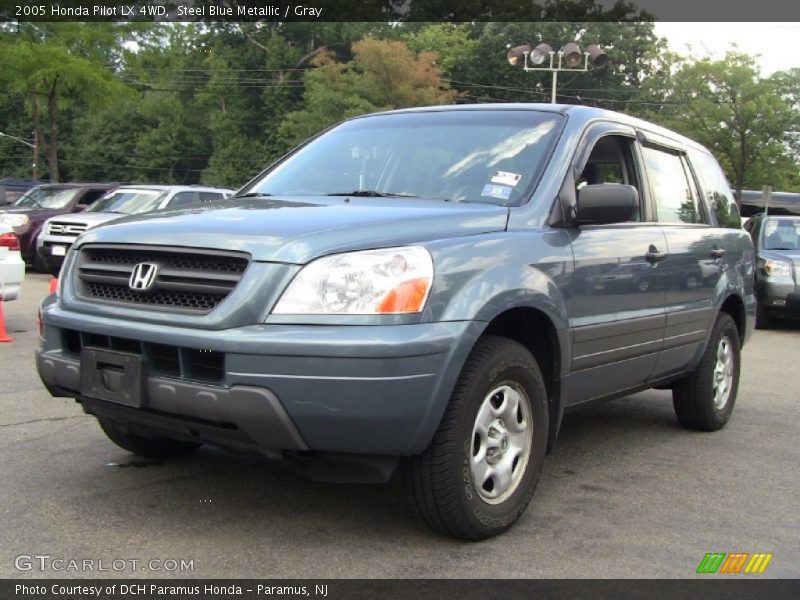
[
  {"x1": 88, "y1": 189, "x2": 165, "y2": 214},
  {"x1": 14, "y1": 187, "x2": 80, "y2": 210},
  {"x1": 243, "y1": 111, "x2": 564, "y2": 205},
  {"x1": 763, "y1": 218, "x2": 800, "y2": 251}
]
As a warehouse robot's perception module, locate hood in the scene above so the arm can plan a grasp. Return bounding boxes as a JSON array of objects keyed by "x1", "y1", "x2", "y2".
[
  {"x1": 0, "y1": 206, "x2": 65, "y2": 223},
  {"x1": 760, "y1": 248, "x2": 800, "y2": 264},
  {"x1": 74, "y1": 197, "x2": 509, "y2": 263},
  {"x1": 48, "y1": 212, "x2": 121, "y2": 227}
]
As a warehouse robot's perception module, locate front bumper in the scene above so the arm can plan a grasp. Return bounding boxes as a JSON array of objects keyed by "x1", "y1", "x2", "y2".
[
  {"x1": 37, "y1": 234, "x2": 75, "y2": 273},
  {"x1": 0, "y1": 253, "x2": 25, "y2": 300},
  {"x1": 37, "y1": 302, "x2": 483, "y2": 457},
  {"x1": 758, "y1": 278, "x2": 800, "y2": 317}
]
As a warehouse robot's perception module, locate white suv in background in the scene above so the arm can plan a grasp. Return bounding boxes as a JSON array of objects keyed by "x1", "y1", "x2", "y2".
[
  {"x1": 0, "y1": 224, "x2": 24, "y2": 301},
  {"x1": 37, "y1": 185, "x2": 233, "y2": 274}
]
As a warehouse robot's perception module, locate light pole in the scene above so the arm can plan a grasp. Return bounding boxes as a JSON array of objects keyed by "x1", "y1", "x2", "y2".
[
  {"x1": 0, "y1": 130, "x2": 38, "y2": 179},
  {"x1": 506, "y1": 42, "x2": 608, "y2": 103}
]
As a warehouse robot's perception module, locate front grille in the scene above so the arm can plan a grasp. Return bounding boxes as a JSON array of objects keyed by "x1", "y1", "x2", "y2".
[
  {"x1": 62, "y1": 328, "x2": 225, "y2": 384},
  {"x1": 48, "y1": 221, "x2": 87, "y2": 235},
  {"x1": 74, "y1": 244, "x2": 250, "y2": 313}
]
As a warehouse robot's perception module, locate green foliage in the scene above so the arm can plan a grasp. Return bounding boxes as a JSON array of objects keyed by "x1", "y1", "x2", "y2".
[
  {"x1": 279, "y1": 37, "x2": 455, "y2": 147},
  {"x1": 0, "y1": 20, "x2": 797, "y2": 193},
  {"x1": 638, "y1": 52, "x2": 800, "y2": 195},
  {"x1": 0, "y1": 31, "x2": 128, "y2": 181}
]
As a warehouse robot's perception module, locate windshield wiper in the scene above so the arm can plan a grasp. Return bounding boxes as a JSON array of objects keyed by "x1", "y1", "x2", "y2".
[
  {"x1": 234, "y1": 192, "x2": 273, "y2": 198},
  {"x1": 327, "y1": 190, "x2": 419, "y2": 198}
]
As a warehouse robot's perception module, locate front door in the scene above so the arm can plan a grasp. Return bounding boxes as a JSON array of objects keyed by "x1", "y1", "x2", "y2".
[{"x1": 565, "y1": 133, "x2": 668, "y2": 403}]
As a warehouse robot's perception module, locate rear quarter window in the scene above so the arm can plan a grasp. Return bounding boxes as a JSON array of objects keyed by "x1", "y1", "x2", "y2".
[
  {"x1": 688, "y1": 150, "x2": 742, "y2": 229},
  {"x1": 198, "y1": 192, "x2": 224, "y2": 202}
]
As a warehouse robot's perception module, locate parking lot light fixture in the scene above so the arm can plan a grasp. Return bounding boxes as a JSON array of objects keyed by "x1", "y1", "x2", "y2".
[
  {"x1": 506, "y1": 44, "x2": 531, "y2": 66},
  {"x1": 560, "y1": 43, "x2": 583, "y2": 68},
  {"x1": 586, "y1": 44, "x2": 608, "y2": 69},
  {"x1": 506, "y1": 41, "x2": 607, "y2": 104}
]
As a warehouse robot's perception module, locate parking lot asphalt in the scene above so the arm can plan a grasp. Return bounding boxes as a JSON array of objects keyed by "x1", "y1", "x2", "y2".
[{"x1": 1, "y1": 272, "x2": 798, "y2": 579}]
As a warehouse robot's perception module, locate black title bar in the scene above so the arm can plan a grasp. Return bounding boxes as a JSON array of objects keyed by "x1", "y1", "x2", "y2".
[
  {"x1": 0, "y1": 0, "x2": 797, "y2": 22},
  {"x1": 4, "y1": 579, "x2": 800, "y2": 600}
]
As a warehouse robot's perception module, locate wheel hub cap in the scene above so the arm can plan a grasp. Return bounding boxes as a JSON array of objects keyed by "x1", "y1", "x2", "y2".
[
  {"x1": 713, "y1": 336, "x2": 734, "y2": 410},
  {"x1": 470, "y1": 384, "x2": 533, "y2": 504}
]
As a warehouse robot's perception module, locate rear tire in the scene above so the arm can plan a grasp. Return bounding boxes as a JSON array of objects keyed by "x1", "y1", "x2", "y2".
[
  {"x1": 98, "y1": 419, "x2": 201, "y2": 459},
  {"x1": 756, "y1": 303, "x2": 772, "y2": 329},
  {"x1": 672, "y1": 313, "x2": 740, "y2": 431},
  {"x1": 32, "y1": 252, "x2": 48, "y2": 274},
  {"x1": 403, "y1": 336, "x2": 548, "y2": 540}
]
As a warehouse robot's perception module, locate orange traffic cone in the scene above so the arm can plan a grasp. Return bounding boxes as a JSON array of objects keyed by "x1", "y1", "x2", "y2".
[
  {"x1": 49, "y1": 278, "x2": 58, "y2": 295},
  {"x1": 0, "y1": 296, "x2": 13, "y2": 343}
]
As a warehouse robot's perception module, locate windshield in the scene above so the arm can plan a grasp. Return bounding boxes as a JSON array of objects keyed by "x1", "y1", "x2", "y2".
[
  {"x1": 87, "y1": 189, "x2": 166, "y2": 214},
  {"x1": 14, "y1": 187, "x2": 80, "y2": 210},
  {"x1": 763, "y1": 217, "x2": 800, "y2": 251},
  {"x1": 241, "y1": 110, "x2": 564, "y2": 206}
]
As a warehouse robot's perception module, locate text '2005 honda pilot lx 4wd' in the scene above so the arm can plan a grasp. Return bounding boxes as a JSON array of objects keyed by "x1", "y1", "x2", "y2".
[{"x1": 37, "y1": 105, "x2": 755, "y2": 540}]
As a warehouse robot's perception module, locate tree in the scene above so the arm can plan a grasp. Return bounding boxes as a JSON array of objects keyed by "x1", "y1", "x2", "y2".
[
  {"x1": 279, "y1": 37, "x2": 455, "y2": 146},
  {"x1": 641, "y1": 52, "x2": 800, "y2": 196},
  {"x1": 0, "y1": 40, "x2": 125, "y2": 181},
  {"x1": 416, "y1": 20, "x2": 663, "y2": 110}
]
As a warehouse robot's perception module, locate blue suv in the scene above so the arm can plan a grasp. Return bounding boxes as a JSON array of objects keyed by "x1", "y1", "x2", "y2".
[{"x1": 37, "y1": 105, "x2": 755, "y2": 539}]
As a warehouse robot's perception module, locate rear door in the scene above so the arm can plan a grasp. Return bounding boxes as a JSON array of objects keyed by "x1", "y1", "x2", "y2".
[
  {"x1": 640, "y1": 140, "x2": 722, "y2": 379},
  {"x1": 565, "y1": 125, "x2": 668, "y2": 403}
]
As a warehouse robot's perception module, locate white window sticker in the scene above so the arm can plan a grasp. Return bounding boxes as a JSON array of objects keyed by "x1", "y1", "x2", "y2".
[{"x1": 490, "y1": 171, "x2": 522, "y2": 187}]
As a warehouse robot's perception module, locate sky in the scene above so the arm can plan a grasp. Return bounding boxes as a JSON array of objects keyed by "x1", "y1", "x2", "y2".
[{"x1": 654, "y1": 22, "x2": 800, "y2": 75}]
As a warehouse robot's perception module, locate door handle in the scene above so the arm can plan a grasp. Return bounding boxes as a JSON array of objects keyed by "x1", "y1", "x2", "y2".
[
  {"x1": 709, "y1": 248, "x2": 726, "y2": 259},
  {"x1": 645, "y1": 246, "x2": 668, "y2": 263}
]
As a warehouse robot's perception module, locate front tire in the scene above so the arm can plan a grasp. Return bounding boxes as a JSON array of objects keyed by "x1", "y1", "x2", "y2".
[
  {"x1": 98, "y1": 419, "x2": 201, "y2": 459},
  {"x1": 404, "y1": 336, "x2": 548, "y2": 540},
  {"x1": 672, "y1": 313, "x2": 740, "y2": 431},
  {"x1": 756, "y1": 302, "x2": 772, "y2": 329}
]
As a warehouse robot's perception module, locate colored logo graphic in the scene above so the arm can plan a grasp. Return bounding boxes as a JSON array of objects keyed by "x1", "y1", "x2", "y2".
[{"x1": 696, "y1": 552, "x2": 773, "y2": 574}]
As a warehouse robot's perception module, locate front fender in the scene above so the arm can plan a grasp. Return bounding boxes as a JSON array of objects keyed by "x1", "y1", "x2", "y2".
[{"x1": 425, "y1": 230, "x2": 572, "y2": 329}]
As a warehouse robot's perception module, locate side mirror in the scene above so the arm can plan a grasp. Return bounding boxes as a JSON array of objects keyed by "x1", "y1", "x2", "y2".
[
  {"x1": 576, "y1": 184, "x2": 639, "y2": 225},
  {"x1": 73, "y1": 204, "x2": 89, "y2": 212}
]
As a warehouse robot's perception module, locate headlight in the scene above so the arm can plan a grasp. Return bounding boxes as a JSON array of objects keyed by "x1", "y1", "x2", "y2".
[
  {"x1": 273, "y1": 246, "x2": 433, "y2": 315},
  {"x1": 0, "y1": 214, "x2": 29, "y2": 228},
  {"x1": 764, "y1": 259, "x2": 792, "y2": 277}
]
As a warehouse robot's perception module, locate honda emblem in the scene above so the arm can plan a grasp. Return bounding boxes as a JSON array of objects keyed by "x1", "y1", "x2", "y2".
[{"x1": 129, "y1": 263, "x2": 159, "y2": 291}]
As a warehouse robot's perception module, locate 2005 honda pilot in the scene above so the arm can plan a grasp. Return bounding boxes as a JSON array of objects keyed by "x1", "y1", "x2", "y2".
[{"x1": 37, "y1": 104, "x2": 755, "y2": 540}]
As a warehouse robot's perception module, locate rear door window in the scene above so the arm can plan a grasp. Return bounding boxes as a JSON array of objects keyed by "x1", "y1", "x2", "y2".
[
  {"x1": 167, "y1": 191, "x2": 200, "y2": 208},
  {"x1": 642, "y1": 146, "x2": 707, "y2": 224}
]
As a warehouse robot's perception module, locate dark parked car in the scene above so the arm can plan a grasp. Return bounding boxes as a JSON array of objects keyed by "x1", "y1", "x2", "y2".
[
  {"x1": 739, "y1": 189, "x2": 800, "y2": 219},
  {"x1": 744, "y1": 214, "x2": 800, "y2": 327},
  {"x1": 37, "y1": 184, "x2": 234, "y2": 275},
  {"x1": 37, "y1": 104, "x2": 755, "y2": 540},
  {"x1": 0, "y1": 182, "x2": 119, "y2": 270}
]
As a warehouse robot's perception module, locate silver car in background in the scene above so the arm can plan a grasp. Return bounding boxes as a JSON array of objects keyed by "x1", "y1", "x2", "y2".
[{"x1": 37, "y1": 185, "x2": 233, "y2": 274}]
